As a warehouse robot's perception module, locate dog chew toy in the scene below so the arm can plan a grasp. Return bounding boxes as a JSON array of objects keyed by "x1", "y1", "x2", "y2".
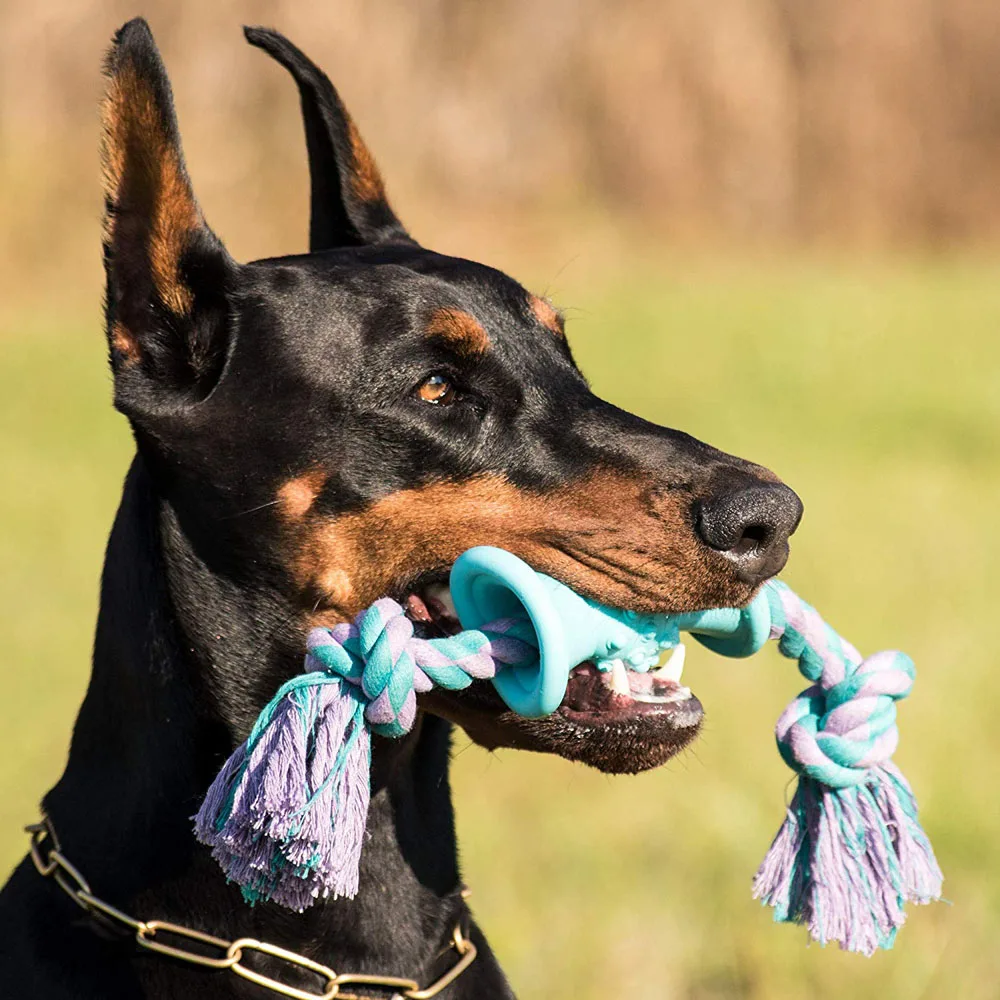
[{"x1": 195, "y1": 546, "x2": 942, "y2": 955}]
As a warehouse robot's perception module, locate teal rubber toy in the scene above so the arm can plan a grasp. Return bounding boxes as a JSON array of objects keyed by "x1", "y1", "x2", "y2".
[{"x1": 449, "y1": 545, "x2": 772, "y2": 717}]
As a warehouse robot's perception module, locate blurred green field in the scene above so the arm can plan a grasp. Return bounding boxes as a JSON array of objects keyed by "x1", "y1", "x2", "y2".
[{"x1": 1, "y1": 258, "x2": 998, "y2": 999}]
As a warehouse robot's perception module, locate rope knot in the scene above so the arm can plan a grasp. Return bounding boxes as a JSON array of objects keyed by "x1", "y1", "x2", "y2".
[
  {"x1": 308, "y1": 598, "x2": 419, "y2": 738},
  {"x1": 306, "y1": 601, "x2": 541, "y2": 740},
  {"x1": 766, "y1": 581, "x2": 916, "y2": 788}
]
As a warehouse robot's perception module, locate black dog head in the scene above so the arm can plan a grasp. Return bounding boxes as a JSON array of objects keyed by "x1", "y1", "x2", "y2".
[{"x1": 100, "y1": 20, "x2": 802, "y2": 777}]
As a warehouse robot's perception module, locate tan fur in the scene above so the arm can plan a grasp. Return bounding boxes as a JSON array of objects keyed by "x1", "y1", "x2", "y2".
[
  {"x1": 530, "y1": 295, "x2": 564, "y2": 337},
  {"x1": 288, "y1": 471, "x2": 749, "y2": 622},
  {"x1": 110, "y1": 319, "x2": 141, "y2": 363},
  {"x1": 100, "y1": 63, "x2": 197, "y2": 317},
  {"x1": 425, "y1": 308, "x2": 490, "y2": 356},
  {"x1": 277, "y1": 470, "x2": 328, "y2": 520},
  {"x1": 346, "y1": 118, "x2": 388, "y2": 204}
]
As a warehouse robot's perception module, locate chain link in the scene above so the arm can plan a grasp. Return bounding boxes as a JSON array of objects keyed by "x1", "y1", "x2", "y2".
[{"x1": 26, "y1": 816, "x2": 476, "y2": 999}]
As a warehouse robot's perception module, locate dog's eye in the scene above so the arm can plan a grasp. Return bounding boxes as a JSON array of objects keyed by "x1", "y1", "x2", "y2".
[{"x1": 416, "y1": 373, "x2": 458, "y2": 406}]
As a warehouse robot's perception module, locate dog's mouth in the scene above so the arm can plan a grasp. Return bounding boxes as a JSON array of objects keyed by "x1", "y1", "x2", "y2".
[{"x1": 402, "y1": 578, "x2": 704, "y2": 774}]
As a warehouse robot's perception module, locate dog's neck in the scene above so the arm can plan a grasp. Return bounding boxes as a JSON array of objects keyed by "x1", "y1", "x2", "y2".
[{"x1": 43, "y1": 457, "x2": 510, "y2": 998}]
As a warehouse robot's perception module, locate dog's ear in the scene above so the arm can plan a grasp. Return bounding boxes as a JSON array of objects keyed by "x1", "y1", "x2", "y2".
[
  {"x1": 244, "y1": 26, "x2": 412, "y2": 252},
  {"x1": 101, "y1": 19, "x2": 236, "y2": 411}
]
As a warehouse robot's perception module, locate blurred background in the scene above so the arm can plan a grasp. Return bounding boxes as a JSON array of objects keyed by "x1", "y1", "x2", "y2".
[{"x1": 1, "y1": 2, "x2": 998, "y2": 998}]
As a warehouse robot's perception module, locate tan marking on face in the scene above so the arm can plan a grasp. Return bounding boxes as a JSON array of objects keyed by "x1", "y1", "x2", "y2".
[
  {"x1": 530, "y1": 296, "x2": 564, "y2": 337},
  {"x1": 346, "y1": 118, "x2": 387, "y2": 204},
  {"x1": 425, "y1": 308, "x2": 490, "y2": 357},
  {"x1": 291, "y1": 471, "x2": 750, "y2": 623},
  {"x1": 101, "y1": 63, "x2": 197, "y2": 316},
  {"x1": 110, "y1": 320, "x2": 141, "y2": 363},
  {"x1": 316, "y1": 568, "x2": 353, "y2": 610},
  {"x1": 278, "y1": 470, "x2": 328, "y2": 521}
]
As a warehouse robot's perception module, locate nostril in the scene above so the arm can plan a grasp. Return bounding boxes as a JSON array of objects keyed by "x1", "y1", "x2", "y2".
[
  {"x1": 729, "y1": 521, "x2": 773, "y2": 557},
  {"x1": 695, "y1": 482, "x2": 802, "y2": 572}
]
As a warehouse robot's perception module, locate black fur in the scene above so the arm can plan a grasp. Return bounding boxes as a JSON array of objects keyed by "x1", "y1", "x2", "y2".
[{"x1": 0, "y1": 19, "x2": 801, "y2": 998}]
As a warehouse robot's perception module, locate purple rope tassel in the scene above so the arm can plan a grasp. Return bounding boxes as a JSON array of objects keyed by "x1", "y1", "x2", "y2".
[{"x1": 193, "y1": 678, "x2": 372, "y2": 908}]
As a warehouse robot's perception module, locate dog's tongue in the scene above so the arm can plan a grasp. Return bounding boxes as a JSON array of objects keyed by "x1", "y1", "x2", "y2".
[
  {"x1": 405, "y1": 589, "x2": 461, "y2": 638},
  {"x1": 404, "y1": 593, "x2": 435, "y2": 623}
]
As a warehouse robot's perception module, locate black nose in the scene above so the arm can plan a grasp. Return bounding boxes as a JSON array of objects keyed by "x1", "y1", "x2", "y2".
[{"x1": 696, "y1": 481, "x2": 803, "y2": 583}]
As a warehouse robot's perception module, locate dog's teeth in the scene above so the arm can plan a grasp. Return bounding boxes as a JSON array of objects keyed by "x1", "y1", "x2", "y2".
[
  {"x1": 425, "y1": 583, "x2": 457, "y2": 619},
  {"x1": 632, "y1": 686, "x2": 692, "y2": 705},
  {"x1": 604, "y1": 660, "x2": 631, "y2": 697},
  {"x1": 652, "y1": 643, "x2": 686, "y2": 683}
]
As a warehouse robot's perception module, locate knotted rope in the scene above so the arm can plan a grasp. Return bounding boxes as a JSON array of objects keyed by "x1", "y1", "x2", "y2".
[
  {"x1": 194, "y1": 580, "x2": 941, "y2": 953},
  {"x1": 752, "y1": 582, "x2": 942, "y2": 955}
]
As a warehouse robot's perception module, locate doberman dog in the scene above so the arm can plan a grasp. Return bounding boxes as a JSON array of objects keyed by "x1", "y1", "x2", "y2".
[{"x1": 0, "y1": 18, "x2": 802, "y2": 999}]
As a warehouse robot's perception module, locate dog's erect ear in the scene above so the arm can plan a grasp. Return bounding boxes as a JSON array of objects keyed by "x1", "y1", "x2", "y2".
[
  {"x1": 244, "y1": 26, "x2": 412, "y2": 252},
  {"x1": 101, "y1": 19, "x2": 236, "y2": 408}
]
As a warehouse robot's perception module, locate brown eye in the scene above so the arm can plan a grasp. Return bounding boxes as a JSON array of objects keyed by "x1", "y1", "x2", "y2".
[{"x1": 416, "y1": 373, "x2": 457, "y2": 405}]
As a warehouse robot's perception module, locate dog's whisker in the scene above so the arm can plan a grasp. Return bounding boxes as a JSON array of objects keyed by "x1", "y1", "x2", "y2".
[
  {"x1": 224, "y1": 499, "x2": 281, "y2": 519},
  {"x1": 541, "y1": 253, "x2": 582, "y2": 300}
]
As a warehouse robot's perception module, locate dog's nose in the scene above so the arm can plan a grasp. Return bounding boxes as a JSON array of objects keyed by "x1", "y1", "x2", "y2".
[{"x1": 696, "y1": 481, "x2": 803, "y2": 583}]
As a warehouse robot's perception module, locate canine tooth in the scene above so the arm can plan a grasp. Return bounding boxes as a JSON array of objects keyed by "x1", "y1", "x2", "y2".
[
  {"x1": 652, "y1": 643, "x2": 686, "y2": 683},
  {"x1": 604, "y1": 660, "x2": 631, "y2": 697},
  {"x1": 425, "y1": 583, "x2": 457, "y2": 619}
]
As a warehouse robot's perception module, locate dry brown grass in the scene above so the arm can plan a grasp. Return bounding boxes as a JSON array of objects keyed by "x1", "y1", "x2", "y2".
[{"x1": 3, "y1": 0, "x2": 1000, "y2": 323}]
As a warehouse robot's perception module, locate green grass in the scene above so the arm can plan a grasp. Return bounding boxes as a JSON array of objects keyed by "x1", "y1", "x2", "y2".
[{"x1": 2, "y1": 259, "x2": 998, "y2": 998}]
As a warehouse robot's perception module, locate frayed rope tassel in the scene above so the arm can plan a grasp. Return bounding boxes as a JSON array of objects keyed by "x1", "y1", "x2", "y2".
[
  {"x1": 194, "y1": 599, "x2": 536, "y2": 910},
  {"x1": 752, "y1": 582, "x2": 943, "y2": 954}
]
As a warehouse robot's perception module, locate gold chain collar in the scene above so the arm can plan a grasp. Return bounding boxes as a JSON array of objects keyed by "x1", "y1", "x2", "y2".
[{"x1": 26, "y1": 815, "x2": 476, "y2": 1000}]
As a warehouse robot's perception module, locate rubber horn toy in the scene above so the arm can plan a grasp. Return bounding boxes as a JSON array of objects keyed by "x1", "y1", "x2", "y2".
[{"x1": 449, "y1": 545, "x2": 773, "y2": 717}]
